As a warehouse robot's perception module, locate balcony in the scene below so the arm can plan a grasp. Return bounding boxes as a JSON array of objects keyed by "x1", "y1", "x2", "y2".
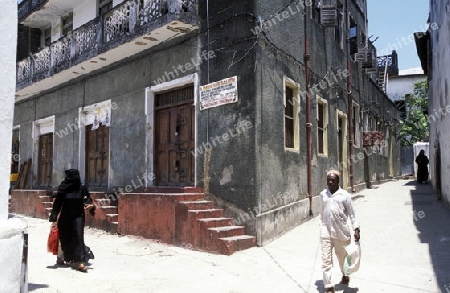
[
  {"x1": 376, "y1": 51, "x2": 399, "y2": 77},
  {"x1": 16, "y1": 0, "x2": 199, "y2": 101}
]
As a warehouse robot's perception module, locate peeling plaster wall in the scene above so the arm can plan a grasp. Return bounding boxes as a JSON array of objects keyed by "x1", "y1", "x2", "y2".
[
  {"x1": 196, "y1": 0, "x2": 257, "y2": 216},
  {"x1": 429, "y1": 1, "x2": 450, "y2": 206}
]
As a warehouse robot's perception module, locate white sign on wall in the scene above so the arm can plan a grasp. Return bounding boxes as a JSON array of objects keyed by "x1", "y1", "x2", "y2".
[{"x1": 199, "y1": 76, "x2": 238, "y2": 110}]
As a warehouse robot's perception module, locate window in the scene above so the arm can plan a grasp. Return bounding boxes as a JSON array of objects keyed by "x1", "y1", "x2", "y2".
[
  {"x1": 349, "y1": 16, "x2": 358, "y2": 55},
  {"x1": 311, "y1": 0, "x2": 320, "y2": 21},
  {"x1": 98, "y1": 0, "x2": 112, "y2": 16},
  {"x1": 11, "y1": 128, "x2": 20, "y2": 175},
  {"x1": 43, "y1": 27, "x2": 51, "y2": 47},
  {"x1": 335, "y1": 0, "x2": 343, "y2": 48},
  {"x1": 381, "y1": 128, "x2": 389, "y2": 157},
  {"x1": 352, "y1": 103, "x2": 360, "y2": 147},
  {"x1": 62, "y1": 12, "x2": 73, "y2": 36},
  {"x1": 317, "y1": 96, "x2": 328, "y2": 156},
  {"x1": 284, "y1": 77, "x2": 300, "y2": 150}
]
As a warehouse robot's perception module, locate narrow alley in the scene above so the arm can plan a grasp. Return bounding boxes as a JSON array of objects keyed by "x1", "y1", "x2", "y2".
[{"x1": 18, "y1": 179, "x2": 450, "y2": 293}]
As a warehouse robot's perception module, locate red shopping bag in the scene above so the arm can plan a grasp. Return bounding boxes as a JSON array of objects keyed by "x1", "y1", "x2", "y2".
[{"x1": 47, "y1": 225, "x2": 59, "y2": 255}]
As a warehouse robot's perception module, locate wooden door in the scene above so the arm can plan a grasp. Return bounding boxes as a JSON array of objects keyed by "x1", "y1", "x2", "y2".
[
  {"x1": 38, "y1": 133, "x2": 53, "y2": 186},
  {"x1": 85, "y1": 124, "x2": 109, "y2": 188},
  {"x1": 155, "y1": 87, "x2": 195, "y2": 186}
]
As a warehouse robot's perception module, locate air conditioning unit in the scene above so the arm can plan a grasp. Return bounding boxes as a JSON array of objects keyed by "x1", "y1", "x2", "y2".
[
  {"x1": 320, "y1": 6, "x2": 338, "y2": 27},
  {"x1": 361, "y1": 49, "x2": 376, "y2": 69},
  {"x1": 355, "y1": 47, "x2": 368, "y2": 62}
]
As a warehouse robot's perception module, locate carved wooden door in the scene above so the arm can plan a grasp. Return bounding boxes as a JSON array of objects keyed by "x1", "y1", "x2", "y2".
[
  {"x1": 85, "y1": 124, "x2": 109, "y2": 188},
  {"x1": 38, "y1": 133, "x2": 53, "y2": 186},
  {"x1": 155, "y1": 86, "x2": 195, "y2": 186}
]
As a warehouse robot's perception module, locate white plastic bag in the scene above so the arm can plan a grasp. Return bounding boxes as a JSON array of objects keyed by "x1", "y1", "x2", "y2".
[{"x1": 343, "y1": 241, "x2": 361, "y2": 275}]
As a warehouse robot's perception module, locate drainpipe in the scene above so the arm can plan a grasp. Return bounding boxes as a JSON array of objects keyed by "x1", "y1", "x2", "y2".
[
  {"x1": 304, "y1": 14, "x2": 313, "y2": 216},
  {"x1": 347, "y1": 60, "x2": 355, "y2": 192}
]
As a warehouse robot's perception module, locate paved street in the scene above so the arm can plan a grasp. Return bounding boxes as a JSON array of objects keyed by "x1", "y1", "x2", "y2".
[{"x1": 14, "y1": 179, "x2": 450, "y2": 293}]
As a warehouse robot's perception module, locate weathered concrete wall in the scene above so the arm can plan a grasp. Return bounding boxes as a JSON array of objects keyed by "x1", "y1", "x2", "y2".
[
  {"x1": 0, "y1": 0, "x2": 17, "y2": 219},
  {"x1": 249, "y1": 0, "x2": 401, "y2": 243},
  {"x1": 9, "y1": 190, "x2": 52, "y2": 219},
  {"x1": 14, "y1": 37, "x2": 199, "y2": 189},
  {"x1": 118, "y1": 193, "x2": 203, "y2": 243},
  {"x1": 429, "y1": 1, "x2": 450, "y2": 206},
  {"x1": 196, "y1": 0, "x2": 257, "y2": 214}
]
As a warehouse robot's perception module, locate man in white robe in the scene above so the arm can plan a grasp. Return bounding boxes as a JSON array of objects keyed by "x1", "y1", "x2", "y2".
[{"x1": 320, "y1": 170, "x2": 360, "y2": 293}]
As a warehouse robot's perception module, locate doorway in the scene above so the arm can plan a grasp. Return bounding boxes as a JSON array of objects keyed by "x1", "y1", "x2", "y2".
[
  {"x1": 337, "y1": 111, "x2": 348, "y2": 189},
  {"x1": 85, "y1": 124, "x2": 109, "y2": 188},
  {"x1": 154, "y1": 86, "x2": 195, "y2": 186},
  {"x1": 37, "y1": 133, "x2": 53, "y2": 187}
]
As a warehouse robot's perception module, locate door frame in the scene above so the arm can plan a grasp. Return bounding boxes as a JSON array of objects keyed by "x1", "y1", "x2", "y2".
[
  {"x1": 78, "y1": 99, "x2": 112, "y2": 188},
  {"x1": 32, "y1": 115, "x2": 55, "y2": 187},
  {"x1": 336, "y1": 110, "x2": 348, "y2": 189},
  {"x1": 145, "y1": 73, "x2": 199, "y2": 187}
]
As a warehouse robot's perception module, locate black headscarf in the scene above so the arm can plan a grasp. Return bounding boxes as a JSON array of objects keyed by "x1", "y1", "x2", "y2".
[{"x1": 58, "y1": 169, "x2": 82, "y2": 193}]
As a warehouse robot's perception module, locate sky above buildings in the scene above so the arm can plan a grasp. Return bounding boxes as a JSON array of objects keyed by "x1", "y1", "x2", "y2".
[{"x1": 367, "y1": 0, "x2": 429, "y2": 71}]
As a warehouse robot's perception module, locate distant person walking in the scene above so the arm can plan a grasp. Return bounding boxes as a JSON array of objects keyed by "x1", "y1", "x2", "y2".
[
  {"x1": 415, "y1": 150, "x2": 429, "y2": 184},
  {"x1": 49, "y1": 169, "x2": 94, "y2": 272},
  {"x1": 320, "y1": 170, "x2": 360, "y2": 293}
]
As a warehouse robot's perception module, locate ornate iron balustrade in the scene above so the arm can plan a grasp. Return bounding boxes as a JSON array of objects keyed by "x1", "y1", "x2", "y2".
[
  {"x1": 104, "y1": 1, "x2": 134, "y2": 43},
  {"x1": 74, "y1": 19, "x2": 101, "y2": 58},
  {"x1": 16, "y1": 0, "x2": 198, "y2": 89},
  {"x1": 18, "y1": 0, "x2": 48, "y2": 21},
  {"x1": 376, "y1": 51, "x2": 399, "y2": 76},
  {"x1": 139, "y1": 0, "x2": 167, "y2": 26}
]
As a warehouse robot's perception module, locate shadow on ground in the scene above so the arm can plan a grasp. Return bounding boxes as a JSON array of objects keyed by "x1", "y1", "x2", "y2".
[
  {"x1": 314, "y1": 280, "x2": 359, "y2": 293},
  {"x1": 28, "y1": 283, "x2": 49, "y2": 291},
  {"x1": 407, "y1": 180, "x2": 450, "y2": 292}
]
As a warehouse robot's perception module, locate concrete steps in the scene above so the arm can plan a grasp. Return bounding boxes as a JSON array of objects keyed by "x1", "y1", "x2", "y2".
[{"x1": 176, "y1": 199, "x2": 255, "y2": 255}]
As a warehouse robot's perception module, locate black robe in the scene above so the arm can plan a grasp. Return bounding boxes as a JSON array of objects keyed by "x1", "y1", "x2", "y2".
[
  {"x1": 415, "y1": 154, "x2": 429, "y2": 183},
  {"x1": 49, "y1": 169, "x2": 92, "y2": 263}
]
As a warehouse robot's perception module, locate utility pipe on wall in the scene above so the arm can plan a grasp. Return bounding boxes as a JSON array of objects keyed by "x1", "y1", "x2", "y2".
[
  {"x1": 304, "y1": 0, "x2": 313, "y2": 215},
  {"x1": 305, "y1": 41, "x2": 313, "y2": 214},
  {"x1": 347, "y1": 61, "x2": 355, "y2": 192}
]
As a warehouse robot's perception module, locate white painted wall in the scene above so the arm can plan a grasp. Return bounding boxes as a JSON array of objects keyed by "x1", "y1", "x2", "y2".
[
  {"x1": 429, "y1": 0, "x2": 450, "y2": 204},
  {"x1": 0, "y1": 2, "x2": 28, "y2": 292},
  {"x1": 0, "y1": 0, "x2": 17, "y2": 221},
  {"x1": 73, "y1": 0, "x2": 97, "y2": 30},
  {"x1": 386, "y1": 74, "x2": 426, "y2": 102}
]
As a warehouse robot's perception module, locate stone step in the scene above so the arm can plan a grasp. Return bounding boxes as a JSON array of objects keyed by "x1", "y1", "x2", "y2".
[
  {"x1": 106, "y1": 213, "x2": 118, "y2": 223},
  {"x1": 95, "y1": 198, "x2": 118, "y2": 206},
  {"x1": 176, "y1": 209, "x2": 224, "y2": 246},
  {"x1": 101, "y1": 206, "x2": 118, "y2": 214},
  {"x1": 178, "y1": 200, "x2": 215, "y2": 210},
  {"x1": 207, "y1": 226, "x2": 246, "y2": 239},
  {"x1": 191, "y1": 218, "x2": 234, "y2": 249},
  {"x1": 198, "y1": 217, "x2": 234, "y2": 229},
  {"x1": 202, "y1": 226, "x2": 246, "y2": 251},
  {"x1": 41, "y1": 201, "x2": 53, "y2": 208},
  {"x1": 38, "y1": 195, "x2": 53, "y2": 201},
  {"x1": 187, "y1": 209, "x2": 224, "y2": 220},
  {"x1": 218, "y1": 235, "x2": 256, "y2": 255}
]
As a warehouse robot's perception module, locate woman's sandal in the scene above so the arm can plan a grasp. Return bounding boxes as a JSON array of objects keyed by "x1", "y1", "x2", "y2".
[
  {"x1": 75, "y1": 262, "x2": 88, "y2": 273},
  {"x1": 56, "y1": 257, "x2": 65, "y2": 265}
]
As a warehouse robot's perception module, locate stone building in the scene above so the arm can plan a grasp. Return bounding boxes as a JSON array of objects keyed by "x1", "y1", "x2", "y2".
[
  {"x1": 11, "y1": 0, "x2": 400, "y2": 253},
  {"x1": 415, "y1": 0, "x2": 450, "y2": 206}
]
